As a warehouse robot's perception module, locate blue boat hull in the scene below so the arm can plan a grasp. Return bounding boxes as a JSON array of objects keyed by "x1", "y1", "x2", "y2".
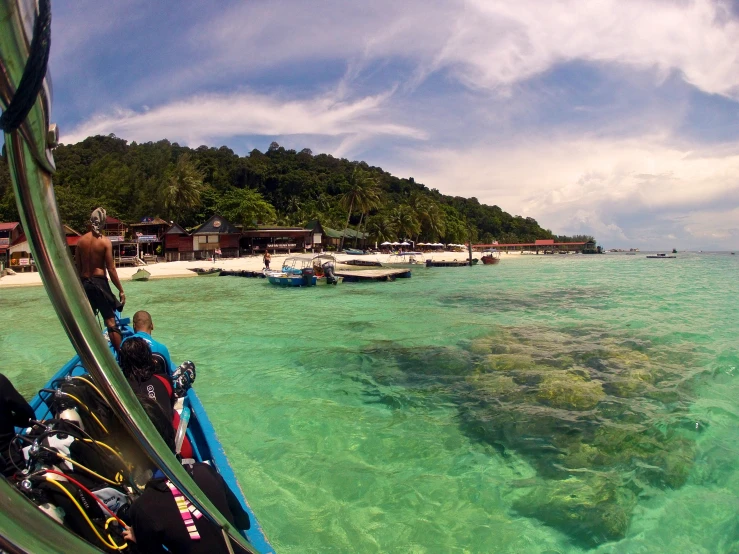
[
  {"x1": 267, "y1": 274, "x2": 317, "y2": 286},
  {"x1": 24, "y1": 319, "x2": 275, "y2": 554}
]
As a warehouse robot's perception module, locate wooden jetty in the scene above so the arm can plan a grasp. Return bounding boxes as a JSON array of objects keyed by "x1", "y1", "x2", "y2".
[{"x1": 334, "y1": 268, "x2": 412, "y2": 282}]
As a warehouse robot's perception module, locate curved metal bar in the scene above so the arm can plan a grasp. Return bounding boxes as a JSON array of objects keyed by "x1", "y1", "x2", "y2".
[
  {"x1": 0, "y1": 2, "x2": 261, "y2": 552},
  {"x1": 0, "y1": 0, "x2": 54, "y2": 171},
  {"x1": 0, "y1": 477, "x2": 103, "y2": 554}
]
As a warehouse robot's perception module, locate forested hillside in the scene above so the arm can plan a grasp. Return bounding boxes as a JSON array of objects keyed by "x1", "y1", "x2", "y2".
[{"x1": 0, "y1": 135, "x2": 586, "y2": 245}]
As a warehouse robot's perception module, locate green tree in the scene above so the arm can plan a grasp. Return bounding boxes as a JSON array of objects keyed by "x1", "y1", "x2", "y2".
[
  {"x1": 366, "y1": 213, "x2": 393, "y2": 243},
  {"x1": 409, "y1": 193, "x2": 446, "y2": 242},
  {"x1": 217, "y1": 187, "x2": 276, "y2": 227},
  {"x1": 339, "y1": 166, "x2": 379, "y2": 250},
  {"x1": 388, "y1": 204, "x2": 420, "y2": 242},
  {"x1": 162, "y1": 154, "x2": 204, "y2": 221}
]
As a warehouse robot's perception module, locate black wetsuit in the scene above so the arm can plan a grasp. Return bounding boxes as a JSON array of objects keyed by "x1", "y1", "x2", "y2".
[
  {"x1": 0, "y1": 373, "x2": 35, "y2": 475},
  {"x1": 128, "y1": 463, "x2": 250, "y2": 553},
  {"x1": 82, "y1": 276, "x2": 122, "y2": 320},
  {"x1": 128, "y1": 375, "x2": 174, "y2": 423}
]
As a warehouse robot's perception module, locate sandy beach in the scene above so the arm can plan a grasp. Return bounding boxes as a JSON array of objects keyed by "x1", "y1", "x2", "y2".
[{"x1": 0, "y1": 250, "x2": 523, "y2": 288}]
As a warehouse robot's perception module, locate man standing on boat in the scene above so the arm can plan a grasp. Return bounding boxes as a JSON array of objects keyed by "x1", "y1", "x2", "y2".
[{"x1": 75, "y1": 207, "x2": 126, "y2": 352}]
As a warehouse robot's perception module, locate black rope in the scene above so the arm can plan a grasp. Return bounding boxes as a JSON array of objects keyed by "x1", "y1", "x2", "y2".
[{"x1": 0, "y1": 0, "x2": 52, "y2": 133}]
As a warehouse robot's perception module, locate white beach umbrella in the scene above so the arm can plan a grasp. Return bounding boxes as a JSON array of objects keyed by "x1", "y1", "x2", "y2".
[
  {"x1": 391, "y1": 241, "x2": 400, "y2": 246},
  {"x1": 400, "y1": 241, "x2": 410, "y2": 246},
  {"x1": 381, "y1": 241, "x2": 392, "y2": 245}
]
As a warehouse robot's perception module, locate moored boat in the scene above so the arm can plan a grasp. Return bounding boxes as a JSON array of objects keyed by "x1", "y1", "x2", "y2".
[
  {"x1": 481, "y1": 249, "x2": 501, "y2": 265},
  {"x1": 646, "y1": 253, "x2": 676, "y2": 259},
  {"x1": 131, "y1": 268, "x2": 151, "y2": 281},
  {"x1": 266, "y1": 255, "x2": 317, "y2": 286}
]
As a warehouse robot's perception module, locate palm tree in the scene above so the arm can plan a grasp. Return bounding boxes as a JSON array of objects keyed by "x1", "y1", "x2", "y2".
[
  {"x1": 408, "y1": 193, "x2": 446, "y2": 242},
  {"x1": 353, "y1": 183, "x2": 381, "y2": 248},
  {"x1": 366, "y1": 214, "x2": 393, "y2": 243},
  {"x1": 388, "y1": 204, "x2": 420, "y2": 243},
  {"x1": 162, "y1": 154, "x2": 204, "y2": 220},
  {"x1": 339, "y1": 166, "x2": 379, "y2": 251}
]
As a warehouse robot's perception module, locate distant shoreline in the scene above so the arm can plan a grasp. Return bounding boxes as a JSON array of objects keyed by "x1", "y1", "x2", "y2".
[{"x1": 0, "y1": 250, "x2": 524, "y2": 289}]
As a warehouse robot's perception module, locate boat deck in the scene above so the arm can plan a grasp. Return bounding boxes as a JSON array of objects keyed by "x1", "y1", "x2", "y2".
[{"x1": 334, "y1": 268, "x2": 412, "y2": 282}]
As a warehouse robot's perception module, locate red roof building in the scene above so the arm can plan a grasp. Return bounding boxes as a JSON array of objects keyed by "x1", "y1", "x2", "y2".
[
  {"x1": 473, "y1": 239, "x2": 595, "y2": 253},
  {"x1": 0, "y1": 222, "x2": 22, "y2": 263}
]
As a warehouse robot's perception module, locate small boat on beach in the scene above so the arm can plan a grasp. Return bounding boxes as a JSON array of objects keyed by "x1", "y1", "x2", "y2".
[
  {"x1": 344, "y1": 248, "x2": 366, "y2": 255},
  {"x1": 131, "y1": 268, "x2": 151, "y2": 281}
]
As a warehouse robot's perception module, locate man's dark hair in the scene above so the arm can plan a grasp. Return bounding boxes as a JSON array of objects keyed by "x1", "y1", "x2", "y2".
[
  {"x1": 137, "y1": 394, "x2": 176, "y2": 453},
  {"x1": 119, "y1": 337, "x2": 155, "y2": 383}
]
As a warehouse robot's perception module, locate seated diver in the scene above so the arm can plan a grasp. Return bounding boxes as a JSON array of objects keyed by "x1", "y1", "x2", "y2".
[
  {"x1": 123, "y1": 396, "x2": 250, "y2": 553},
  {"x1": 128, "y1": 310, "x2": 176, "y2": 375},
  {"x1": 119, "y1": 338, "x2": 194, "y2": 459}
]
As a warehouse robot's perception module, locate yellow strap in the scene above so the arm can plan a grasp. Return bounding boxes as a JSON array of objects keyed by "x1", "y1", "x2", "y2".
[{"x1": 44, "y1": 478, "x2": 127, "y2": 550}]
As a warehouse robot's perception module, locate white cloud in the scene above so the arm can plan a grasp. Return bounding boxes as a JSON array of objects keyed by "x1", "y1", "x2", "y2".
[
  {"x1": 190, "y1": 0, "x2": 739, "y2": 99},
  {"x1": 62, "y1": 90, "x2": 427, "y2": 146},
  {"x1": 391, "y1": 133, "x2": 739, "y2": 247}
]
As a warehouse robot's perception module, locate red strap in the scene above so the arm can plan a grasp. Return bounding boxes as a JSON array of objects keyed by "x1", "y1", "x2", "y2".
[{"x1": 153, "y1": 373, "x2": 173, "y2": 398}]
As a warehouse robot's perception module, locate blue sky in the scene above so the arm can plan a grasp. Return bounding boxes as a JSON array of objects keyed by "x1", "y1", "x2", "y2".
[{"x1": 45, "y1": 0, "x2": 739, "y2": 249}]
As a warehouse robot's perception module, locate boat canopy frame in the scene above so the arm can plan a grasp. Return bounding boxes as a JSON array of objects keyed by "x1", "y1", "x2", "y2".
[{"x1": 0, "y1": 2, "x2": 261, "y2": 552}]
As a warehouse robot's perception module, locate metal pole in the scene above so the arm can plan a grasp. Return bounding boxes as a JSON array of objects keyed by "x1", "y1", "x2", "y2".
[{"x1": 0, "y1": 2, "x2": 262, "y2": 552}]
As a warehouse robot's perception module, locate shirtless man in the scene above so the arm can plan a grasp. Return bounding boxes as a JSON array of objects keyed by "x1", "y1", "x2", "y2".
[{"x1": 74, "y1": 207, "x2": 126, "y2": 352}]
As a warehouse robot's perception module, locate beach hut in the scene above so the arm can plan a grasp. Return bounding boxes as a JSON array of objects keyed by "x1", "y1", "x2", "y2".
[
  {"x1": 63, "y1": 225, "x2": 81, "y2": 255},
  {"x1": 191, "y1": 214, "x2": 240, "y2": 259},
  {"x1": 0, "y1": 221, "x2": 22, "y2": 268},
  {"x1": 242, "y1": 225, "x2": 312, "y2": 254},
  {"x1": 8, "y1": 234, "x2": 34, "y2": 271},
  {"x1": 129, "y1": 216, "x2": 170, "y2": 261},
  {"x1": 163, "y1": 223, "x2": 192, "y2": 261}
]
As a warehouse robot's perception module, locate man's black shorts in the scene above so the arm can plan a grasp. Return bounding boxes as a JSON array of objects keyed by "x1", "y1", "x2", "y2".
[{"x1": 82, "y1": 276, "x2": 120, "y2": 320}]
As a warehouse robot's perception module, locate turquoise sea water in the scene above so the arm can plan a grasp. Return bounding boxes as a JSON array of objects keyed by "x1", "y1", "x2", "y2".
[{"x1": 1, "y1": 252, "x2": 739, "y2": 553}]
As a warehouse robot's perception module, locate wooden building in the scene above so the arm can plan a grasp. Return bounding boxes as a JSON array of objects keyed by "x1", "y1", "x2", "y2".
[
  {"x1": 129, "y1": 216, "x2": 170, "y2": 261},
  {"x1": 0, "y1": 221, "x2": 22, "y2": 268},
  {"x1": 191, "y1": 214, "x2": 240, "y2": 259},
  {"x1": 240, "y1": 225, "x2": 311, "y2": 254},
  {"x1": 8, "y1": 234, "x2": 34, "y2": 271},
  {"x1": 321, "y1": 226, "x2": 369, "y2": 250},
  {"x1": 163, "y1": 223, "x2": 192, "y2": 262},
  {"x1": 103, "y1": 216, "x2": 128, "y2": 242},
  {"x1": 63, "y1": 225, "x2": 82, "y2": 255}
]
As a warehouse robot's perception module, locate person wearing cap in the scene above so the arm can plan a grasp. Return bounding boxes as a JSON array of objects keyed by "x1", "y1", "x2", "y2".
[{"x1": 75, "y1": 207, "x2": 126, "y2": 352}]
